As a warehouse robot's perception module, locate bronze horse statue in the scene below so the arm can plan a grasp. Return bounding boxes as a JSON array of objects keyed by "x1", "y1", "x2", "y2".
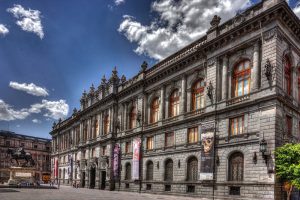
[{"x1": 6, "y1": 148, "x2": 35, "y2": 167}]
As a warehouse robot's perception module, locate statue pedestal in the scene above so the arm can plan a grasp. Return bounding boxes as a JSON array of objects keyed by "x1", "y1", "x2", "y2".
[{"x1": 8, "y1": 167, "x2": 36, "y2": 186}]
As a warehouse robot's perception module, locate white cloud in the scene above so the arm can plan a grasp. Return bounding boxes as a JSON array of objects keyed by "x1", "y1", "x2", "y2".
[
  {"x1": 118, "y1": 0, "x2": 253, "y2": 60},
  {"x1": 7, "y1": 4, "x2": 44, "y2": 39},
  {"x1": 9, "y1": 81, "x2": 49, "y2": 97},
  {"x1": 293, "y1": 2, "x2": 300, "y2": 18},
  {"x1": 0, "y1": 99, "x2": 69, "y2": 121},
  {"x1": 115, "y1": 0, "x2": 125, "y2": 6},
  {"x1": 0, "y1": 100, "x2": 30, "y2": 121},
  {"x1": 32, "y1": 119, "x2": 41, "y2": 123},
  {"x1": 16, "y1": 124, "x2": 21, "y2": 128},
  {"x1": 30, "y1": 100, "x2": 69, "y2": 120},
  {"x1": 0, "y1": 24, "x2": 9, "y2": 36}
]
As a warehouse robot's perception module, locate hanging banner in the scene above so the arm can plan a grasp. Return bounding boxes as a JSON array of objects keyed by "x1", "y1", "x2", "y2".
[
  {"x1": 113, "y1": 143, "x2": 120, "y2": 179},
  {"x1": 199, "y1": 132, "x2": 214, "y2": 180},
  {"x1": 68, "y1": 154, "x2": 73, "y2": 179},
  {"x1": 54, "y1": 158, "x2": 58, "y2": 178},
  {"x1": 132, "y1": 138, "x2": 141, "y2": 180}
]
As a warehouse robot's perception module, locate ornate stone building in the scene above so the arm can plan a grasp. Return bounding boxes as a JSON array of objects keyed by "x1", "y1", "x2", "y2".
[
  {"x1": 50, "y1": 0, "x2": 300, "y2": 199},
  {"x1": 0, "y1": 130, "x2": 51, "y2": 183}
]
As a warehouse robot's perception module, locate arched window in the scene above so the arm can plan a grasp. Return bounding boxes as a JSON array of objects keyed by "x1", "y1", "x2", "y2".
[
  {"x1": 169, "y1": 89, "x2": 180, "y2": 117},
  {"x1": 164, "y1": 159, "x2": 173, "y2": 181},
  {"x1": 232, "y1": 60, "x2": 251, "y2": 97},
  {"x1": 125, "y1": 163, "x2": 131, "y2": 180},
  {"x1": 187, "y1": 157, "x2": 198, "y2": 181},
  {"x1": 150, "y1": 98, "x2": 159, "y2": 123},
  {"x1": 228, "y1": 152, "x2": 244, "y2": 181},
  {"x1": 146, "y1": 161, "x2": 154, "y2": 180},
  {"x1": 129, "y1": 106, "x2": 136, "y2": 129},
  {"x1": 104, "y1": 115, "x2": 109, "y2": 135},
  {"x1": 284, "y1": 55, "x2": 292, "y2": 95},
  {"x1": 192, "y1": 80, "x2": 205, "y2": 110}
]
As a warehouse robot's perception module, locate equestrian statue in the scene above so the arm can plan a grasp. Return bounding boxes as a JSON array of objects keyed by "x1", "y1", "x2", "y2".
[{"x1": 6, "y1": 147, "x2": 35, "y2": 167}]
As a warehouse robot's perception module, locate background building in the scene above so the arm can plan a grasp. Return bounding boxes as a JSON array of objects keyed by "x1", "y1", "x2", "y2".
[
  {"x1": 0, "y1": 130, "x2": 51, "y2": 183},
  {"x1": 50, "y1": 0, "x2": 300, "y2": 199}
]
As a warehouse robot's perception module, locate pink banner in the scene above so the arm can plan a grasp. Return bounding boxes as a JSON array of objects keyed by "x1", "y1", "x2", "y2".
[
  {"x1": 132, "y1": 138, "x2": 141, "y2": 180},
  {"x1": 113, "y1": 144, "x2": 120, "y2": 179},
  {"x1": 54, "y1": 159, "x2": 58, "y2": 178}
]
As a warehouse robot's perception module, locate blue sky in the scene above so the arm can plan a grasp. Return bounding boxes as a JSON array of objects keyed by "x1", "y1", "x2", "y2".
[{"x1": 0, "y1": 0, "x2": 299, "y2": 138}]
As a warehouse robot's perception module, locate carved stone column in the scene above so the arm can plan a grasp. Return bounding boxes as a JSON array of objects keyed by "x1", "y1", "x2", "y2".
[
  {"x1": 293, "y1": 67, "x2": 297, "y2": 100},
  {"x1": 143, "y1": 93, "x2": 148, "y2": 125},
  {"x1": 109, "y1": 107, "x2": 113, "y2": 133},
  {"x1": 251, "y1": 40, "x2": 260, "y2": 91},
  {"x1": 222, "y1": 55, "x2": 229, "y2": 100},
  {"x1": 180, "y1": 75, "x2": 187, "y2": 114},
  {"x1": 124, "y1": 103, "x2": 128, "y2": 130},
  {"x1": 159, "y1": 86, "x2": 165, "y2": 121}
]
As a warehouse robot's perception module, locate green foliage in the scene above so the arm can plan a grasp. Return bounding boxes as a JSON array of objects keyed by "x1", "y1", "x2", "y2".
[{"x1": 275, "y1": 143, "x2": 300, "y2": 189}]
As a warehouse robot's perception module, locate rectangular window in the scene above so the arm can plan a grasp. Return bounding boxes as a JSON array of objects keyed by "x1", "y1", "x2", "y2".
[
  {"x1": 146, "y1": 184, "x2": 152, "y2": 190},
  {"x1": 34, "y1": 145, "x2": 38, "y2": 149},
  {"x1": 165, "y1": 132, "x2": 174, "y2": 147},
  {"x1": 125, "y1": 141, "x2": 132, "y2": 154},
  {"x1": 102, "y1": 146, "x2": 107, "y2": 156},
  {"x1": 165, "y1": 185, "x2": 171, "y2": 191},
  {"x1": 188, "y1": 127, "x2": 198, "y2": 144},
  {"x1": 286, "y1": 115, "x2": 292, "y2": 137},
  {"x1": 229, "y1": 186, "x2": 241, "y2": 195},
  {"x1": 5, "y1": 141, "x2": 10, "y2": 147},
  {"x1": 146, "y1": 136, "x2": 154, "y2": 150},
  {"x1": 187, "y1": 185, "x2": 195, "y2": 193},
  {"x1": 92, "y1": 148, "x2": 96, "y2": 158},
  {"x1": 230, "y1": 116, "x2": 244, "y2": 136}
]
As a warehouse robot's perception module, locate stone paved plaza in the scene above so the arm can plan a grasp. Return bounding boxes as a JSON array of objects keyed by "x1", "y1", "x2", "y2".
[{"x1": 0, "y1": 186, "x2": 212, "y2": 200}]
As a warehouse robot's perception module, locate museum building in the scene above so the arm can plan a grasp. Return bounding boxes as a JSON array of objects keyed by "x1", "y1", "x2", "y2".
[
  {"x1": 50, "y1": 0, "x2": 300, "y2": 199},
  {"x1": 0, "y1": 130, "x2": 51, "y2": 183}
]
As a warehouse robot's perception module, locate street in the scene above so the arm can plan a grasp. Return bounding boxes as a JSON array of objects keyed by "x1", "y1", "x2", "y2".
[{"x1": 0, "y1": 185, "x2": 211, "y2": 200}]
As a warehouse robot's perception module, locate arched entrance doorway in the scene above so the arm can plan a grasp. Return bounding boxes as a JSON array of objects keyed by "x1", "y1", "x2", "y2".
[{"x1": 90, "y1": 166, "x2": 96, "y2": 189}]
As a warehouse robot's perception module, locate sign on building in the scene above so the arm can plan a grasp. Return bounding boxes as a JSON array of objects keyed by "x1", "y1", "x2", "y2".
[
  {"x1": 132, "y1": 137, "x2": 141, "y2": 180},
  {"x1": 199, "y1": 131, "x2": 214, "y2": 180},
  {"x1": 113, "y1": 143, "x2": 120, "y2": 180}
]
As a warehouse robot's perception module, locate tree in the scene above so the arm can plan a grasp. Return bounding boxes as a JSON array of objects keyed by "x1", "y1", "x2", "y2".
[{"x1": 275, "y1": 143, "x2": 300, "y2": 200}]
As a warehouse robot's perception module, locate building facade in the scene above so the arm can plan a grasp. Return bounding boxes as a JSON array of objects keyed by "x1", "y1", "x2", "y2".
[
  {"x1": 0, "y1": 130, "x2": 51, "y2": 183},
  {"x1": 50, "y1": 0, "x2": 300, "y2": 199}
]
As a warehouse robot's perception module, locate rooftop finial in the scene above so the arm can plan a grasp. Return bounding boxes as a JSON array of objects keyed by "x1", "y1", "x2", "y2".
[
  {"x1": 101, "y1": 75, "x2": 107, "y2": 84},
  {"x1": 121, "y1": 75, "x2": 126, "y2": 83}
]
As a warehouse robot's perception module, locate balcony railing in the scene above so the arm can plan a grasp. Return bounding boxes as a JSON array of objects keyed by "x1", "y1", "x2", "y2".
[
  {"x1": 163, "y1": 115, "x2": 179, "y2": 124},
  {"x1": 184, "y1": 108, "x2": 205, "y2": 118},
  {"x1": 226, "y1": 94, "x2": 250, "y2": 106},
  {"x1": 145, "y1": 122, "x2": 159, "y2": 130}
]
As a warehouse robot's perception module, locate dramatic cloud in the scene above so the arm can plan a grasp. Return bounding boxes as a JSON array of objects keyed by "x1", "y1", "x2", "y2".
[
  {"x1": 7, "y1": 4, "x2": 44, "y2": 39},
  {"x1": 0, "y1": 100, "x2": 30, "y2": 121},
  {"x1": 0, "y1": 24, "x2": 9, "y2": 36},
  {"x1": 9, "y1": 81, "x2": 49, "y2": 97},
  {"x1": 118, "y1": 0, "x2": 253, "y2": 60},
  {"x1": 30, "y1": 100, "x2": 69, "y2": 120},
  {"x1": 32, "y1": 119, "x2": 41, "y2": 123},
  {"x1": 115, "y1": 0, "x2": 125, "y2": 6},
  {"x1": 0, "y1": 99, "x2": 69, "y2": 121},
  {"x1": 293, "y1": 2, "x2": 300, "y2": 18}
]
